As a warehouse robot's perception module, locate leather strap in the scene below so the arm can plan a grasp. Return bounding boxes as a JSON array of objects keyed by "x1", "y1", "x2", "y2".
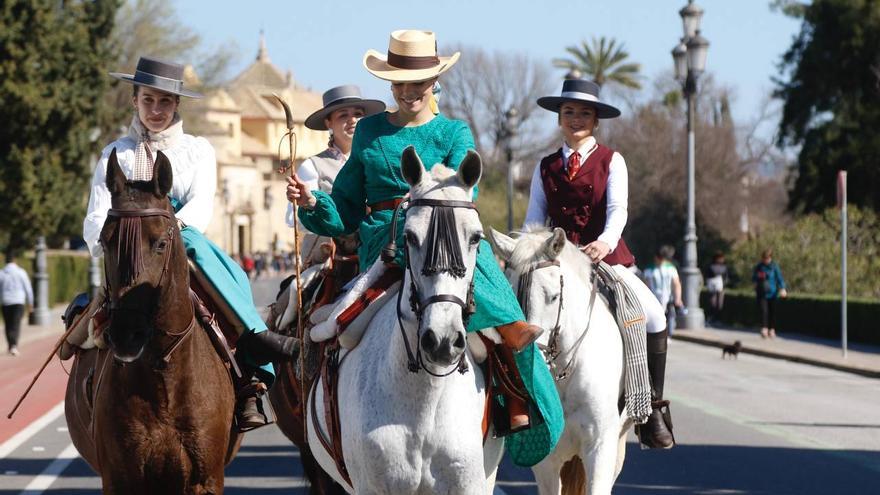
[
  {"x1": 369, "y1": 198, "x2": 404, "y2": 212},
  {"x1": 107, "y1": 208, "x2": 174, "y2": 219}
]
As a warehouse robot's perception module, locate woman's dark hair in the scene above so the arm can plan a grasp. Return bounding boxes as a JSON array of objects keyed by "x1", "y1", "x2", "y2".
[{"x1": 132, "y1": 85, "x2": 181, "y2": 104}]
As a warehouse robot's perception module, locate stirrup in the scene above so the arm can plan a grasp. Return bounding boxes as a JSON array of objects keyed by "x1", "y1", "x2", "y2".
[
  {"x1": 636, "y1": 400, "x2": 675, "y2": 449},
  {"x1": 235, "y1": 381, "x2": 275, "y2": 432}
]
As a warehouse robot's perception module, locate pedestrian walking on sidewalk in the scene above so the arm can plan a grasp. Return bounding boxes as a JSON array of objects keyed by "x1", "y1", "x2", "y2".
[
  {"x1": 753, "y1": 248, "x2": 787, "y2": 339},
  {"x1": 705, "y1": 251, "x2": 728, "y2": 325},
  {"x1": 0, "y1": 248, "x2": 33, "y2": 356},
  {"x1": 643, "y1": 245, "x2": 683, "y2": 335}
]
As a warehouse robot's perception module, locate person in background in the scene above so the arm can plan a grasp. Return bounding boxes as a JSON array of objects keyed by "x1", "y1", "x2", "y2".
[
  {"x1": 753, "y1": 248, "x2": 787, "y2": 338},
  {"x1": 643, "y1": 245, "x2": 683, "y2": 335},
  {"x1": 284, "y1": 85, "x2": 384, "y2": 266},
  {"x1": 0, "y1": 248, "x2": 33, "y2": 356},
  {"x1": 705, "y1": 251, "x2": 728, "y2": 325}
]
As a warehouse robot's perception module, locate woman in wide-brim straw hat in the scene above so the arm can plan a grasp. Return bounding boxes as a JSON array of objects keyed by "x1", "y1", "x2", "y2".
[
  {"x1": 66, "y1": 56, "x2": 301, "y2": 430},
  {"x1": 285, "y1": 29, "x2": 563, "y2": 467},
  {"x1": 285, "y1": 85, "x2": 384, "y2": 265},
  {"x1": 525, "y1": 78, "x2": 675, "y2": 449}
]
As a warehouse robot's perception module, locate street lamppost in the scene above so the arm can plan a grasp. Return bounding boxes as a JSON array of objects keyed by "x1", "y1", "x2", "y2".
[
  {"x1": 502, "y1": 107, "x2": 520, "y2": 233},
  {"x1": 672, "y1": 0, "x2": 709, "y2": 329}
]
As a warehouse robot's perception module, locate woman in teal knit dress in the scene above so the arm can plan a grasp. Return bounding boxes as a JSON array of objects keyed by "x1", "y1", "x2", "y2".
[{"x1": 286, "y1": 30, "x2": 563, "y2": 466}]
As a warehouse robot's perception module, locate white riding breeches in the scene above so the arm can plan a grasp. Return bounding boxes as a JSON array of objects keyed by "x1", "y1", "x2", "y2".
[{"x1": 612, "y1": 265, "x2": 667, "y2": 334}]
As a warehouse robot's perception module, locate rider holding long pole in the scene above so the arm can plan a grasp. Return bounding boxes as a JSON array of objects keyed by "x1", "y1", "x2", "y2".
[{"x1": 285, "y1": 30, "x2": 564, "y2": 467}]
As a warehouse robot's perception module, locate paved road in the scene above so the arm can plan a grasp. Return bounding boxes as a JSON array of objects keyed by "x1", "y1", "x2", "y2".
[{"x1": 0, "y1": 275, "x2": 876, "y2": 494}]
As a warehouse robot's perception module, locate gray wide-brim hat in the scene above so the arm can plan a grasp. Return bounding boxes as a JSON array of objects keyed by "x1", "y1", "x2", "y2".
[
  {"x1": 305, "y1": 85, "x2": 385, "y2": 131},
  {"x1": 110, "y1": 56, "x2": 203, "y2": 99},
  {"x1": 537, "y1": 79, "x2": 620, "y2": 119}
]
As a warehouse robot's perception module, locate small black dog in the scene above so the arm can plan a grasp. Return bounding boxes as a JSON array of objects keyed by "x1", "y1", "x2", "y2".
[{"x1": 722, "y1": 340, "x2": 742, "y2": 359}]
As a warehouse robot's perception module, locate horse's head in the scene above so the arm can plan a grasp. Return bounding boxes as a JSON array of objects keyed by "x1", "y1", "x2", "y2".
[
  {"x1": 490, "y1": 227, "x2": 591, "y2": 333},
  {"x1": 399, "y1": 146, "x2": 483, "y2": 371},
  {"x1": 100, "y1": 148, "x2": 182, "y2": 362}
]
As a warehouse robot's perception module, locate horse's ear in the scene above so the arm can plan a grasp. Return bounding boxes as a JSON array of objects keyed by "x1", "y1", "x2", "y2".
[
  {"x1": 545, "y1": 227, "x2": 567, "y2": 260},
  {"x1": 400, "y1": 146, "x2": 424, "y2": 187},
  {"x1": 456, "y1": 150, "x2": 482, "y2": 189},
  {"x1": 152, "y1": 150, "x2": 173, "y2": 198},
  {"x1": 105, "y1": 148, "x2": 126, "y2": 196},
  {"x1": 487, "y1": 227, "x2": 515, "y2": 262}
]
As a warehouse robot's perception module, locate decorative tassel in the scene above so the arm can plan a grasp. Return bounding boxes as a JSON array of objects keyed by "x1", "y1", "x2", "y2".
[
  {"x1": 117, "y1": 216, "x2": 144, "y2": 286},
  {"x1": 422, "y1": 206, "x2": 466, "y2": 278}
]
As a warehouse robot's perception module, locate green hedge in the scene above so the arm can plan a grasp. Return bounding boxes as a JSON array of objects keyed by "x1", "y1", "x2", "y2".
[
  {"x1": 17, "y1": 251, "x2": 93, "y2": 306},
  {"x1": 701, "y1": 289, "x2": 880, "y2": 345}
]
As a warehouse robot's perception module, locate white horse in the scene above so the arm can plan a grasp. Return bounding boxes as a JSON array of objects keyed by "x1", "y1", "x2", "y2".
[
  {"x1": 307, "y1": 147, "x2": 503, "y2": 494},
  {"x1": 490, "y1": 227, "x2": 631, "y2": 495}
]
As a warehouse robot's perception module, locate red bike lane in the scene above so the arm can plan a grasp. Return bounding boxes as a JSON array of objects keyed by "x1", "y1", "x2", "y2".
[{"x1": 0, "y1": 334, "x2": 69, "y2": 447}]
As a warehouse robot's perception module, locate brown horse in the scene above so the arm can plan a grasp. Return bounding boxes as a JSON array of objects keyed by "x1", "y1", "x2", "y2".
[
  {"x1": 65, "y1": 149, "x2": 241, "y2": 494},
  {"x1": 267, "y1": 275, "x2": 347, "y2": 495}
]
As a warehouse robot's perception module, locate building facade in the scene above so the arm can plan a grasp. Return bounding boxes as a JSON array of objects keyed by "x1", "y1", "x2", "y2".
[{"x1": 191, "y1": 37, "x2": 326, "y2": 256}]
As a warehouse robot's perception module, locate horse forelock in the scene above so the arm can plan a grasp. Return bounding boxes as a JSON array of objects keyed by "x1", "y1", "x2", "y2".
[
  {"x1": 410, "y1": 164, "x2": 473, "y2": 202},
  {"x1": 509, "y1": 228, "x2": 592, "y2": 285}
]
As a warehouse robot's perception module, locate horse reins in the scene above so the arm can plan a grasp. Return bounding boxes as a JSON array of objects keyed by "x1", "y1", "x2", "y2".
[
  {"x1": 386, "y1": 197, "x2": 478, "y2": 377},
  {"x1": 104, "y1": 206, "x2": 196, "y2": 364},
  {"x1": 520, "y1": 258, "x2": 597, "y2": 381}
]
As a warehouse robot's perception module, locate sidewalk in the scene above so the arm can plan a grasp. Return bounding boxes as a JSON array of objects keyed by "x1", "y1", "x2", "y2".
[
  {"x1": 0, "y1": 304, "x2": 67, "y2": 352},
  {"x1": 672, "y1": 323, "x2": 880, "y2": 379}
]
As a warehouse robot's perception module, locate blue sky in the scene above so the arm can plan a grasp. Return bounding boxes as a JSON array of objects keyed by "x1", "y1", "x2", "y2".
[{"x1": 176, "y1": 0, "x2": 801, "y2": 129}]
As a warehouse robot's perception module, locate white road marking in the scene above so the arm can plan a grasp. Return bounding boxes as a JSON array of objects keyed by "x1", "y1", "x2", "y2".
[
  {"x1": 18, "y1": 443, "x2": 78, "y2": 495},
  {"x1": 30, "y1": 447, "x2": 45, "y2": 452},
  {"x1": 0, "y1": 402, "x2": 64, "y2": 460}
]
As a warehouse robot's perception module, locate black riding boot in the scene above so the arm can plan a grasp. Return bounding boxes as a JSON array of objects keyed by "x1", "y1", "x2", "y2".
[
  {"x1": 638, "y1": 330, "x2": 675, "y2": 449},
  {"x1": 238, "y1": 329, "x2": 300, "y2": 363}
]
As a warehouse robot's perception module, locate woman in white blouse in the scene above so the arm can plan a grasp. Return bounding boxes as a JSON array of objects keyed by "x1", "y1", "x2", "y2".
[
  {"x1": 285, "y1": 85, "x2": 384, "y2": 264},
  {"x1": 525, "y1": 78, "x2": 675, "y2": 449},
  {"x1": 69, "y1": 56, "x2": 297, "y2": 430}
]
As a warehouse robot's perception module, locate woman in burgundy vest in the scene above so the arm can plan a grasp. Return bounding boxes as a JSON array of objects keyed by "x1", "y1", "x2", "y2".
[{"x1": 523, "y1": 78, "x2": 675, "y2": 449}]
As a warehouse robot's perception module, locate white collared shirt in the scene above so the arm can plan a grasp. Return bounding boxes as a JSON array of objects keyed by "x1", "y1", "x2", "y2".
[
  {"x1": 523, "y1": 136, "x2": 629, "y2": 250},
  {"x1": 83, "y1": 134, "x2": 217, "y2": 258}
]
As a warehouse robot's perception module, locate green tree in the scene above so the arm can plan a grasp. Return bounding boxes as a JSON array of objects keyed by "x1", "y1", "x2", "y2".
[
  {"x1": 775, "y1": 0, "x2": 880, "y2": 213},
  {"x1": 0, "y1": 0, "x2": 120, "y2": 251},
  {"x1": 727, "y1": 206, "x2": 880, "y2": 298},
  {"x1": 552, "y1": 37, "x2": 641, "y2": 89}
]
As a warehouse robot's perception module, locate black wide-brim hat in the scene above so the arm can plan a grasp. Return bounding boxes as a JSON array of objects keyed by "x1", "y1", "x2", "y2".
[
  {"x1": 537, "y1": 79, "x2": 621, "y2": 119},
  {"x1": 305, "y1": 85, "x2": 386, "y2": 130},
  {"x1": 110, "y1": 56, "x2": 203, "y2": 99}
]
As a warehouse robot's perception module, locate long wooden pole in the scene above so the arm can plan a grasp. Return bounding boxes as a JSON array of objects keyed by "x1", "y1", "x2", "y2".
[
  {"x1": 272, "y1": 94, "x2": 306, "y2": 437},
  {"x1": 7, "y1": 314, "x2": 82, "y2": 418}
]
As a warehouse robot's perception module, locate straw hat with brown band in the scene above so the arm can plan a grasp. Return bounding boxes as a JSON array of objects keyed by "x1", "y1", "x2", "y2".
[{"x1": 363, "y1": 30, "x2": 460, "y2": 83}]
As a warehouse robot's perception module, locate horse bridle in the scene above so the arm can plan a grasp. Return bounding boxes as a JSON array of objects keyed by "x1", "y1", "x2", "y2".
[
  {"x1": 387, "y1": 197, "x2": 478, "y2": 377},
  {"x1": 518, "y1": 258, "x2": 597, "y2": 381},
  {"x1": 103, "y1": 206, "x2": 196, "y2": 365}
]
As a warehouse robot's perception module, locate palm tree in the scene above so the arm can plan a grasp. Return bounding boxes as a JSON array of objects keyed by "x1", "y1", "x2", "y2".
[{"x1": 553, "y1": 37, "x2": 642, "y2": 90}]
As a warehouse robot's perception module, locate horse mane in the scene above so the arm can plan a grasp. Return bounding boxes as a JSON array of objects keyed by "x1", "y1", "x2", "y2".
[{"x1": 509, "y1": 226, "x2": 593, "y2": 286}]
